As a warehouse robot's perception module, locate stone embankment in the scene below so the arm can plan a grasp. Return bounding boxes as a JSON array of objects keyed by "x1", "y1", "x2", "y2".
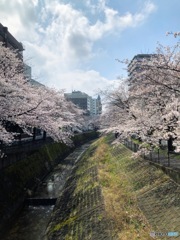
[
  {"x1": 45, "y1": 137, "x2": 180, "y2": 240},
  {"x1": 45, "y1": 143, "x2": 114, "y2": 240},
  {"x1": 138, "y1": 179, "x2": 180, "y2": 235},
  {"x1": 111, "y1": 145, "x2": 180, "y2": 240}
]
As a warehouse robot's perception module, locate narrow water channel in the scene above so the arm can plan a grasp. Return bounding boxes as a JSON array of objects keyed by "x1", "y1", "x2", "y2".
[
  {"x1": 4, "y1": 205, "x2": 53, "y2": 240},
  {"x1": 3, "y1": 144, "x2": 90, "y2": 240}
]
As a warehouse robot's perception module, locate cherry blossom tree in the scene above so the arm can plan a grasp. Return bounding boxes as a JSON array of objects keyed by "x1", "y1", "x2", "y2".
[
  {"x1": 127, "y1": 42, "x2": 179, "y2": 151},
  {"x1": 100, "y1": 40, "x2": 180, "y2": 152},
  {"x1": 99, "y1": 82, "x2": 134, "y2": 137},
  {"x1": 0, "y1": 43, "x2": 83, "y2": 146}
]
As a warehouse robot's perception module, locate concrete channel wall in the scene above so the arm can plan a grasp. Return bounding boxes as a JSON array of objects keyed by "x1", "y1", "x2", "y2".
[{"x1": 0, "y1": 131, "x2": 99, "y2": 237}]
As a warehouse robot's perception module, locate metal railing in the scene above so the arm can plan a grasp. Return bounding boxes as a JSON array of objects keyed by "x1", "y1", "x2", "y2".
[{"x1": 124, "y1": 139, "x2": 180, "y2": 170}]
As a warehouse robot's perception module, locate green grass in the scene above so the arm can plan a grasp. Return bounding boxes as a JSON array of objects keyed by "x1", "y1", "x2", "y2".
[{"x1": 86, "y1": 137, "x2": 150, "y2": 239}]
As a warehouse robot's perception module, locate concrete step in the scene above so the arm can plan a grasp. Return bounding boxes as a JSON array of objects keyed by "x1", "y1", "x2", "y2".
[{"x1": 25, "y1": 197, "x2": 57, "y2": 206}]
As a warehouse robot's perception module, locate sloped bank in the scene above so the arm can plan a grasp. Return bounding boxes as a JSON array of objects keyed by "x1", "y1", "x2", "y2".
[
  {"x1": 46, "y1": 135, "x2": 180, "y2": 240},
  {"x1": 45, "y1": 140, "x2": 114, "y2": 240},
  {"x1": 102, "y1": 136, "x2": 180, "y2": 239},
  {"x1": 0, "y1": 131, "x2": 99, "y2": 236}
]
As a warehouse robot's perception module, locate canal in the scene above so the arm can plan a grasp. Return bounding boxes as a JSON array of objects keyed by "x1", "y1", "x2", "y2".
[{"x1": 3, "y1": 144, "x2": 90, "y2": 240}]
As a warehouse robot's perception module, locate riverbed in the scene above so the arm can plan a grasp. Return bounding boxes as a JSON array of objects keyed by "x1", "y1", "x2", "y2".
[{"x1": 3, "y1": 144, "x2": 90, "y2": 240}]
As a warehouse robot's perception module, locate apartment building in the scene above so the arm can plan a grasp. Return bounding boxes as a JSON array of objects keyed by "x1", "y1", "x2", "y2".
[
  {"x1": 0, "y1": 23, "x2": 24, "y2": 56},
  {"x1": 128, "y1": 54, "x2": 158, "y2": 90},
  {"x1": 65, "y1": 91, "x2": 102, "y2": 116}
]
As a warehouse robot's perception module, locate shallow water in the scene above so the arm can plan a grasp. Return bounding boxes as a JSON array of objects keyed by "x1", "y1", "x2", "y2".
[
  {"x1": 4, "y1": 205, "x2": 54, "y2": 240},
  {"x1": 3, "y1": 144, "x2": 90, "y2": 240},
  {"x1": 3, "y1": 169, "x2": 71, "y2": 240}
]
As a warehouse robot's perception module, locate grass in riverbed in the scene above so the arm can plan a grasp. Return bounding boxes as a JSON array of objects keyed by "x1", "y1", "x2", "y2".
[{"x1": 90, "y1": 136, "x2": 152, "y2": 240}]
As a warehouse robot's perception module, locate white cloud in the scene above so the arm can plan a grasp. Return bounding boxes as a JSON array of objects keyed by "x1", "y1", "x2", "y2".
[
  {"x1": 0, "y1": 0, "x2": 157, "y2": 95},
  {"x1": 133, "y1": 2, "x2": 157, "y2": 25},
  {"x1": 0, "y1": 0, "x2": 38, "y2": 39},
  {"x1": 45, "y1": 69, "x2": 120, "y2": 97}
]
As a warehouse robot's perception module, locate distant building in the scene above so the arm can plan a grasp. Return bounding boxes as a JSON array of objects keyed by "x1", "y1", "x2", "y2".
[
  {"x1": 23, "y1": 63, "x2": 44, "y2": 87},
  {"x1": 65, "y1": 91, "x2": 91, "y2": 115},
  {"x1": 127, "y1": 54, "x2": 157, "y2": 107},
  {"x1": 23, "y1": 62, "x2": 44, "y2": 89},
  {"x1": 0, "y1": 23, "x2": 45, "y2": 89},
  {"x1": 90, "y1": 95, "x2": 102, "y2": 115},
  {"x1": 128, "y1": 54, "x2": 158, "y2": 91},
  {"x1": 96, "y1": 95, "x2": 102, "y2": 115},
  {"x1": 0, "y1": 23, "x2": 45, "y2": 140},
  {"x1": 29, "y1": 79, "x2": 45, "y2": 88},
  {"x1": 24, "y1": 63, "x2": 32, "y2": 81},
  {"x1": 65, "y1": 91, "x2": 102, "y2": 116},
  {"x1": 0, "y1": 23, "x2": 24, "y2": 58}
]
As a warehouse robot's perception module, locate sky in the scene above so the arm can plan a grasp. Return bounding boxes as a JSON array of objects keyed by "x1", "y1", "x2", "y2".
[{"x1": 0, "y1": 0, "x2": 179, "y2": 97}]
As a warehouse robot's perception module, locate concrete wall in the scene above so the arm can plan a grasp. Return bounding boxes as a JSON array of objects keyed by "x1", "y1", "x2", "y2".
[{"x1": 0, "y1": 131, "x2": 99, "y2": 235}]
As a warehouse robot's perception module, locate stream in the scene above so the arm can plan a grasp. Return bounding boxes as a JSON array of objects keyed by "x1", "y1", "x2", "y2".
[{"x1": 3, "y1": 144, "x2": 90, "y2": 240}]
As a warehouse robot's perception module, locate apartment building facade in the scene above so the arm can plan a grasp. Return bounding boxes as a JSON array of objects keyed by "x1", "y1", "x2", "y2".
[
  {"x1": 65, "y1": 91, "x2": 102, "y2": 116},
  {"x1": 0, "y1": 23, "x2": 24, "y2": 55}
]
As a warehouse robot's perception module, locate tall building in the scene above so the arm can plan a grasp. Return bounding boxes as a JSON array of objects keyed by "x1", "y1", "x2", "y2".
[
  {"x1": 127, "y1": 54, "x2": 158, "y2": 107},
  {"x1": 65, "y1": 91, "x2": 102, "y2": 116},
  {"x1": 0, "y1": 23, "x2": 45, "y2": 139},
  {"x1": 128, "y1": 54, "x2": 158, "y2": 90},
  {"x1": 96, "y1": 95, "x2": 102, "y2": 115},
  {"x1": 90, "y1": 95, "x2": 102, "y2": 115},
  {"x1": 0, "y1": 24, "x2": 44, "y2": 88},
  {"x1": 65, "y1": 91, "x2": 91, "y2": 115},
  {"x1": 24, "y1": 63, "x2": 32, "y2": 81},
  {"x1": 0, "y1": 23, "x2": 24, "y2": 57}
]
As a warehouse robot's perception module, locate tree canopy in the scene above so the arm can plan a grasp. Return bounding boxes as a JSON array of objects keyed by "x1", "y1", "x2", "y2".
[
  {"x1": 0, "y1": 43, "x2": 84, "y2": 145},
  {"x1": 100, "y1": 41, "x2": 180, "y2": 152}
]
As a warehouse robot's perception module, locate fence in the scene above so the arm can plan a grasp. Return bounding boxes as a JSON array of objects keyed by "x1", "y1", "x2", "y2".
[
  {"x1": 0, "y1": 131, "x2": 99, "y2": 171},
  {"x1": 124, "y1": 139, "x2": 180, "y2": 170}
]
